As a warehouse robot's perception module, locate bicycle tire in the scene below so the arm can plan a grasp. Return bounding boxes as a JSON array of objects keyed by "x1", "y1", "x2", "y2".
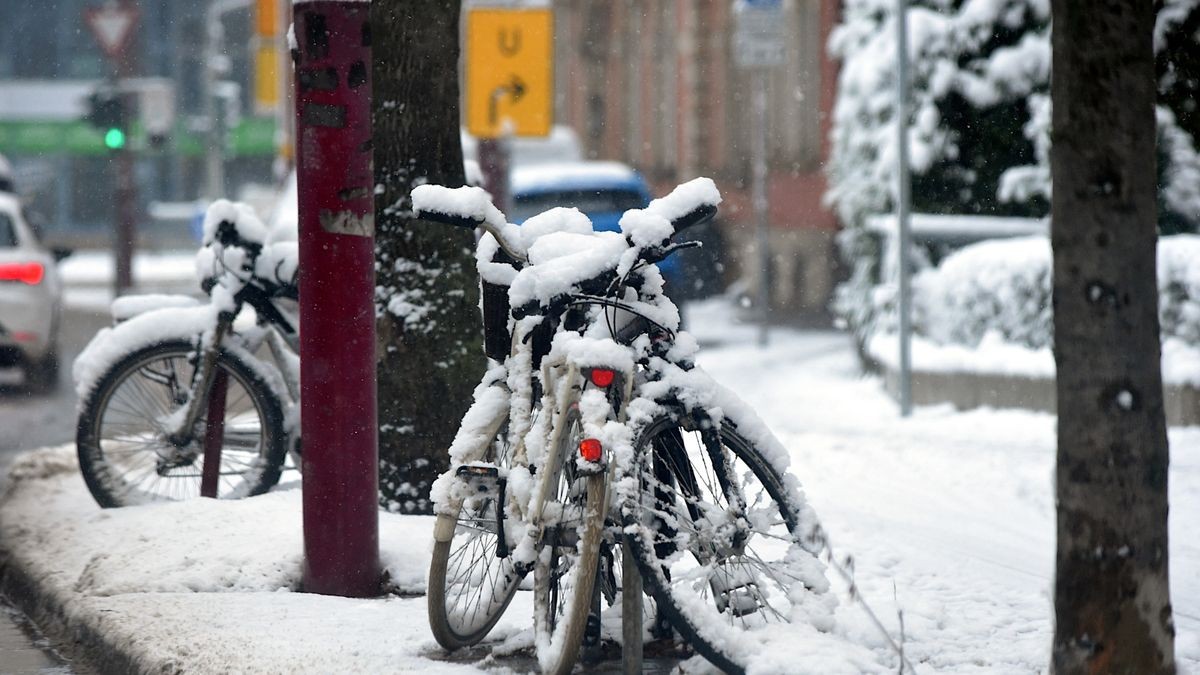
[
  {"x1": 427, "y1": 409, "x2": 523, "y2": 650},
  {"x1": 533, "y1": 407, "x2": 608, "y2": 675},
  {"x1": 76, "y1": 339, "x2": 287, "y2": 507},
  {"x1": 621, "y1": 412, "x2": 827, "y2": 675}
]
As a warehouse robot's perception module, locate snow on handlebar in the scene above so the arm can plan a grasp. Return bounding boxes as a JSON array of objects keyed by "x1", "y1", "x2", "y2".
[
  {"x1": 646, "y1": 176, "x2": 722, "y2": 224},
  {"x1": 413, "y1": 177, "x2": 720, "y2": 240},
  {"x1": 412, "y1": 184, "x2": 508, "y2": 230}
]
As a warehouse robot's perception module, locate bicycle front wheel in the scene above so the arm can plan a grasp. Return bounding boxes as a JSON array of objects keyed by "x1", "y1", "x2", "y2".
[
  {"x1": 533, "y1": 408, "x2": 607, "y2": 675},
  {"x1": 76, "y1": 340, "x2": 287, "y2": 507},
  {"x1": 427, "y1": 414, "x2": 523, "y2": 650},
  {"x1": 621, "y1": 413, "x2": 829, "y2": 675}
]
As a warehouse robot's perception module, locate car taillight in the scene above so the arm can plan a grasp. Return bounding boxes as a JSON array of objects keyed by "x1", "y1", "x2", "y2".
[
  {"x1": 579, "y1": 438, "x2": 603, "y2": 462},
  {"x1": 0, "y1": 262, "x2": 44, "y2": 285},
  {"x1": 587, "y1": 368, "x2": 616, "y2": 388}
]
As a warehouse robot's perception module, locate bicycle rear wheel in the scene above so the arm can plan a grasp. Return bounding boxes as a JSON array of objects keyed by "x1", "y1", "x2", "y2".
[
  {"x1": 427, "y1": 414, "x2": 523, "y2": 650},
  {"x1": 621, "y1": 412, "x2": 829, "y2": 675},
  {"x1": 76, "y1": 340, "x2": 287, "y2": 507}
]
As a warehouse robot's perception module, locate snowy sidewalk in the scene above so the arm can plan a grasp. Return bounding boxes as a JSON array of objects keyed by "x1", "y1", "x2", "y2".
[{"x1": 0, "y1": 324, "x2": 1197, "y2": 673}]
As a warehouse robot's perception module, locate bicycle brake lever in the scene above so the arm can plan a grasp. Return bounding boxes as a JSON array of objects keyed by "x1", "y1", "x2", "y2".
[{"x1": 667, "y1": 240, "x2": 703, "y2": 252}]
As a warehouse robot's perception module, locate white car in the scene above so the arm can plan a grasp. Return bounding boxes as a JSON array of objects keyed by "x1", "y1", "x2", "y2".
[{"x1": 0, "y1": 191, "x2": 66, "y2": 392}]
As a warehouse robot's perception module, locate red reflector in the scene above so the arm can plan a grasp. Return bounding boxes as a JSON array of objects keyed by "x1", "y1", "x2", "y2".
[
  {"x1": 0, "y1": 262, "x2": 44, "y2": 285},
  {"x1": 589, "y1": 368, "x2": 616, "y2": 388},
  {"x1": 579, "y1": 438, "x2": 603, "y2": 462}
]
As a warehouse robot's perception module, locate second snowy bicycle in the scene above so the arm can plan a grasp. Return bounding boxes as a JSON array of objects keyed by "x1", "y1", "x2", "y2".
[{"x1": 417, "y1": 178, "x2": 833, "y2": 675}]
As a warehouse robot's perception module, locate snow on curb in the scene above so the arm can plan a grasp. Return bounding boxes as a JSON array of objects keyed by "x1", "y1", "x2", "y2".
[{"x1": 0, "y1": 446, "x2": 478, "y2": 674}]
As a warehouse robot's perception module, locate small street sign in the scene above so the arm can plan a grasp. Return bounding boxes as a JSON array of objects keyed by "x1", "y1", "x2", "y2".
[
  {"x1": 84, "y1": 4, "x2": 140, "y2": 63},
  {"x1": 733, "y1": 0, "x2": 786, "y2": 69},
  {"x1": 466, "y1": 8, "x2": 553, "y2": 138}
]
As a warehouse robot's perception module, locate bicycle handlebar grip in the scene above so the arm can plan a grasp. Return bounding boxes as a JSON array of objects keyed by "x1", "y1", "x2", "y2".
[
  {"x1": 670, "y1": 204, "x2": 718, "y2": 234},
  {"x1": 414, "y1": 208, "x2": 486, "y2": 229},
  {"x1": 644, "y1": 177, "x2": 721, "y2": 234},
  {"x1": 411, "y1": 184, "x2": 506, "y2": 230}
]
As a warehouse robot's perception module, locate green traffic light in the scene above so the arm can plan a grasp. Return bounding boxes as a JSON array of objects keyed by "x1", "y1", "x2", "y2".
[{"x1": 104, "y1": 127, "x2": 126, "y2": 150}]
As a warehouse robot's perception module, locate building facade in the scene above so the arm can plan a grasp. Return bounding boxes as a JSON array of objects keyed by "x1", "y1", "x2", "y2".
[{"x1": 551, "y1": 0, "x2": 840, "y2": 314}]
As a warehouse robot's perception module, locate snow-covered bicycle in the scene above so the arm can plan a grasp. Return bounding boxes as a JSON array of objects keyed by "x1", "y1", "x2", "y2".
[
  {"x1": 74, "y1": 201, "x2": 300, "y2": 507},
  {"x1": 417, "y1": 179, "x2": 833, "y2": 675}
]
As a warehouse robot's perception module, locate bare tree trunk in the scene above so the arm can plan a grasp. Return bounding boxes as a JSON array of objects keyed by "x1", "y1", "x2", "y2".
[
  {"x1": 371, "y1": 0, "x2": 484, "y2": 513},
  {"x1": 1050, "y1": 1, "x2": 1175, "y2": 672}
]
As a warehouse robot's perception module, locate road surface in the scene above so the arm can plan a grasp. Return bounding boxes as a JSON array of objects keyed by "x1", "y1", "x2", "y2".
[{"x1": 1, "y1": 306, "x2": 109, "y2": 675}]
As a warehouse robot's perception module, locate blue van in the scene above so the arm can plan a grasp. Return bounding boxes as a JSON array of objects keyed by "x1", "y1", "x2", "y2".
[{"x1": 509, "y1": 161, "x2": 683, "y2": 282}]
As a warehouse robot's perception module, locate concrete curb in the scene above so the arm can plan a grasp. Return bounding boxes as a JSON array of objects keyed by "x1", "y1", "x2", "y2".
[
  {"x1": 0, "y1": 548, "x2": 158, "y2": 675},
  {"x1": 882, "y1": 366, "x2": 1200, "y2": 426}
]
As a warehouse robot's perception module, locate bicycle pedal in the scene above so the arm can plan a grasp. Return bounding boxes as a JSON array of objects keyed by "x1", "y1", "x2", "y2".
[
  {"x1": 709, "y1": 565, "x2": 764, "y2": 617},
  {"x1": 456, "y1": 464, "x2": 499, "y2": 479},
  {"x1": 455, "y1": 464, "x2": 501, "y2": 496}
]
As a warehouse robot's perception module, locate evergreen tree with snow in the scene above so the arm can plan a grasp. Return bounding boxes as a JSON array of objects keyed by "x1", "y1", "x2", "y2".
[
  {"x1": 828, "y1": 0, "x2": 1200, "y2": 229},
  {"x1": 829, "y1": 0, "x2": 1200, "y2": 351}
]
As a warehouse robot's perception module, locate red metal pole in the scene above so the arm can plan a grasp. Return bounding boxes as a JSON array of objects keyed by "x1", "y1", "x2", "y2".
[
  {"x1": 200, "y1": 369, "x2": 228, "y2": 498},
  {"x1": 293, "y1": 0, "x2": 380, "y2": 597}
]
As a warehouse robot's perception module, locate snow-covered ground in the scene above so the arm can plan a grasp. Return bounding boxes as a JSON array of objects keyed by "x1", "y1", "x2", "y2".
[{"x1": 1, "y1": 305, "x2": 1196, "y2": 673}]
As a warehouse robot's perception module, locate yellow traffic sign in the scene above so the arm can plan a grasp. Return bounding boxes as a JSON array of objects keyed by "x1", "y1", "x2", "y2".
[{"x1": 466, "y1": 8, "x2": 553, "y2": 138}]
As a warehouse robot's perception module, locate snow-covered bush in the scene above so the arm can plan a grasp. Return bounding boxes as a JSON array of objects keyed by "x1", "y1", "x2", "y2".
[
  {"x1": 896, "y1": 235, "x2": 1200, "y2": 355},
  {"x1": 915, "y1": 236, "x2": 1051, "y2": 349},
  {"x1": 1158, "y1": 235, "x2": 1200, "y2": 345}
]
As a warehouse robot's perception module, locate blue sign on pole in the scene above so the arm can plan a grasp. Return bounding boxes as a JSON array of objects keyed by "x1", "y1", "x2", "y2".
[{"x1": 733, "y1": 0, "x2": 785, "y2": 69}]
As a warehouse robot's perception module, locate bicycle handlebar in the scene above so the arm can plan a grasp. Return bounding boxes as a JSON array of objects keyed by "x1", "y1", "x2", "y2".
[
  {"x1": 668, "y1": 203, "x2": 717, "y2": 234},
  {"x1": 415, "y1": 208, "x2": 485, "y2": 230}
]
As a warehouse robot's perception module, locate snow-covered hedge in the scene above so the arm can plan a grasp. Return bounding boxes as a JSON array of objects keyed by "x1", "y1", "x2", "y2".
[
  {"x1": 900, "y1": 235, "x2": 1200, "y2": 353},
  {"x1": 914, "y1": 236, "x2": 1051, "y2": 349}
]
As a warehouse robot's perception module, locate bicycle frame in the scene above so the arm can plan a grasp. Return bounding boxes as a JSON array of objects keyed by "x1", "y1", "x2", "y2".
[{"x1": 157, "y1": 286, "x2": 301, "y2": 458}]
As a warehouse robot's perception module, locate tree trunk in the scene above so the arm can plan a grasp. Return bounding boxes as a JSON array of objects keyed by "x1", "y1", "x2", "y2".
[
  {"x1": 371, "y1": 0, "x2": 484, "y2": 513},
  {"x1": 1050, "y1": 1, "x2": 1175, "y2": 672}
]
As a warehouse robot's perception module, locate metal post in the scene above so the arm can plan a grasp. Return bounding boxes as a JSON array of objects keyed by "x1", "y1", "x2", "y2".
[
  {"x1": 114, "y1": 40, "x2": 136, "y2": 296},
  {"x1": 113, "y1": 131, "x2": 136, "y2": 295},
  {"x1": 621, "y1": 539, "x2": 643, "y2": 674},
  {"x1": 204, "y1": 0, "x2": 252, "y2": 200},
  {"x1": 478, "y1": 137, "x2": 511, "y2": 214},
  {"x1": 295, "y1": 0, "x2": 381, "y2": 597},
  {"x1": 895, "y1": 0, "x2": 913, "y2": 416},
  {"x1": 275, "y1": 0, "x2": 294, "y2": 177},
  {"x1": 752, "y1": 71, "x2": 770, "y2": 347}
]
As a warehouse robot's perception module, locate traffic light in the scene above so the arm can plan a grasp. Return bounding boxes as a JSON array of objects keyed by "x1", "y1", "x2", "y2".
[{"x1": 86, "y1": 89, "x2": 127, "y2": 151}]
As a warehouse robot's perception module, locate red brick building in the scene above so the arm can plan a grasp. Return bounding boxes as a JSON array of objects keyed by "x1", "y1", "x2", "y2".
[{"x1": 551, "y1": 0, "x2": 840, "y2": 313}]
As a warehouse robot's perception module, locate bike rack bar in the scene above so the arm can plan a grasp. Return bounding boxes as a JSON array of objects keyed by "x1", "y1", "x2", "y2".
[
  {"x1": 199, "y1": 369, "x2": 228, "y2": 498},
  {"x1": 621, "y1": 538, "x2": 643, "y2": 674}
]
